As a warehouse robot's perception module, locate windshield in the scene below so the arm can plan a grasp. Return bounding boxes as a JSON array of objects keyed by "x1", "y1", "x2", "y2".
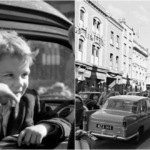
[
  {"x1": 28, "y1": 40, "x2": 74, "y2": 99},
  {"x1": 102, "y1": 99, "x2": 138, "y2": 113}
]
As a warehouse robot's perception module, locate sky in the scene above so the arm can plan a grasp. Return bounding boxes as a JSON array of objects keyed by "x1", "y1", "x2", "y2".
[{"x1": 98, "y1": 0, "x2": 150, "y2": 51}]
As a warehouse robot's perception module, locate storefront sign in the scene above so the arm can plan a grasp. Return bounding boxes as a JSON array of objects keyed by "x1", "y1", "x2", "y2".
[{"x1": 75, "y1": 26, "x2": 104, "y2": 46}]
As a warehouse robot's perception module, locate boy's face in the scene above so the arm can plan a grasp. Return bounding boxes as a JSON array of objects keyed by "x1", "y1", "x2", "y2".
[{"x1": 0, "y1": 55, "x2": 30, "y2": 102}]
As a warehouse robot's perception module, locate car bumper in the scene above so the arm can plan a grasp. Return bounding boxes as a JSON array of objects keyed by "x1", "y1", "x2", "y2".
[{"x1": 90, "y1": 131, "x2": 138, "y2": 141}]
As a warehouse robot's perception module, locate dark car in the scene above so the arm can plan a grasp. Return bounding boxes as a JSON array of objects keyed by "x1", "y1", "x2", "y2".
[
  {"x1": 75, "y1": 94, "x2": 88, "y2": 129},
  {"x1": 0, "y1": 1, "x2": 74, "y2": 149},
  {"x1": 79, "y1": 91, "x2": 101, "y2": 110}
]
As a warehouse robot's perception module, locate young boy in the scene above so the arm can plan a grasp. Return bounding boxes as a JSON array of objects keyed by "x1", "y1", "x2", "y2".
[{"x1": 0, "y1": 30, "x2": 71, "y2": 147}]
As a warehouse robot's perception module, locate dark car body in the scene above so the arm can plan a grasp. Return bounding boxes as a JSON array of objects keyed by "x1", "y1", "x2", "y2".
[
  {"x1": 0, "y1": 1, "x2": 74, "y2": 149},
  {"x1": 79, "y1": 91, "x2": 101, "y2": 110},
  {"x1": 75, "y1": 94, "x2": 88, "y2": 129}
]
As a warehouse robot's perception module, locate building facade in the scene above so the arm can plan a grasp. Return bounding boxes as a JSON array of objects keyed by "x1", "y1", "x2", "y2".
[
  {"x1": 105, "y1": 16, "x2": 123, "y2": 94},
  {"x1": 75, "y1": 0, "x2": 108, "y2": 92},
  {"x1": 132, "y1": 40, "x2": 148, "y2": 91}
]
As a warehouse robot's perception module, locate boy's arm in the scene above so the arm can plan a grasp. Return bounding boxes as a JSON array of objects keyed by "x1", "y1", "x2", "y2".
[{"x1": 33, "y1": 93, "x2": 71, "y2": 139}]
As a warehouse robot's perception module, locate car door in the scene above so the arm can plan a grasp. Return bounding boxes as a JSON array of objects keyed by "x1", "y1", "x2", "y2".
[{"x1": 140, "y1": 99, "x2": 150, "y2": 131}]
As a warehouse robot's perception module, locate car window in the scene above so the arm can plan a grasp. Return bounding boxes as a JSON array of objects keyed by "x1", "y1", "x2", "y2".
[
  {"x1": 28, "y1": 40, "x2": 74, "y2": 99},
  {"x1": 127, "y1": 92, "x2": 132, "y2": 95},
  {"x1": 79, "y1": 94, "x2": 89, "y2": 99},
  {"x1": 103, "y1": 99, "x2": 137, "y2": 113},
  {"x1": 90, "y1": 94, "x2": 100, "y2": 100},
  {"x1": 141, "y1": 100, "x2": 147, "y2": 113}
]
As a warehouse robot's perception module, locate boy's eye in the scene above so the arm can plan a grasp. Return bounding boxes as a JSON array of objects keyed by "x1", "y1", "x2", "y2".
[
  {"x1": 22, "y1": 73, "x2": 29, "y2": 77},
  {"x1": 4, "y1": 74, "x2": 13, "y2": 77}
]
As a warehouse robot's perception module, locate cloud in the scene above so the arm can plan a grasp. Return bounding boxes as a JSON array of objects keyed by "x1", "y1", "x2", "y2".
[
  {"x1": 131, "y1": 6, "x2": 150, "y2": 24},
  {"x1": 106, "y1": 4, "x2": 125, "y2": 19}
]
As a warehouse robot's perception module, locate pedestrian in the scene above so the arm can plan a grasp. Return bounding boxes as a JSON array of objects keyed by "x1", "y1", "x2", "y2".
[{"x1": 0, "y1": 30, "x2": 71, "y2": 147}]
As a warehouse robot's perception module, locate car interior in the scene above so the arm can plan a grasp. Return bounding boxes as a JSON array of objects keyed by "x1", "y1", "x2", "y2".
[{"x1": 0, "y1": 1, "x2": 74, "y2": 149}]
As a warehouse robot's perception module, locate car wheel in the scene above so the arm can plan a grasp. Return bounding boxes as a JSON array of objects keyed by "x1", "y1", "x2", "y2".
[{"x1": 134, "y1": 129, "x2": 142, "y2": 144}]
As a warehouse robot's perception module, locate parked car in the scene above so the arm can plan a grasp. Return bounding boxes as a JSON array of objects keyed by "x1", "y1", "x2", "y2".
[
  {"x1": 0, "y1": 1, "x2": 74, "y2": 149},
  {"x1": 75, "y1": 94, "x2": 88, "y2": 129},
  {"x1": 87, "y1": 95, "x2": 150, "y2": 144},
  {"x1": 126, "y1": 92, "x2": 143, "y2": 96},
  {"x1": 79, "y1": 91, "x2": 101, "y2": 110},
  {"x1": 107, "y1": 91, "x2": 120, "y2": 98}
]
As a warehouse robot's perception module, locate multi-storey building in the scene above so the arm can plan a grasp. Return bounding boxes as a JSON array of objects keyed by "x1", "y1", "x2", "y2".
[
  {"x1": 119, "y1": 19, "x2": 134, "y2": 93},
  {"x1": 75, "y1": 0, "x2": 108, "y2": 92},
  {"x1": 132, "y1": 40, "x2": 148, "y2": 91},
  {"x1": 105, "y1": 16, "x2": 123, "y2": 94}
]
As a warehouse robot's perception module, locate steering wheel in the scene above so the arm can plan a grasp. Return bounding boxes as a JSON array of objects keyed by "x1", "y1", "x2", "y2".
[
  {"x1": 53, "y1": 100, "x2": 74, "y2": 113},
  {"x1": 85, "y1": 100, "x2": 100, "y2": 110}
]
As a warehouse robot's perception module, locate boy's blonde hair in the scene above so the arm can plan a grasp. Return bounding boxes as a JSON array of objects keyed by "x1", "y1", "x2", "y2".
[{"x1": 0, "y1": 30, "x2": 38, "y2": 66}]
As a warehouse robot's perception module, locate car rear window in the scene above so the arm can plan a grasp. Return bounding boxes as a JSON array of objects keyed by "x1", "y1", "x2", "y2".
[
  {"x1": 103, "y1": 99, "x2": 137, "y2": 113},
  {"x1": 79, "y1": 94, "x2": 89, "y2": 99}
]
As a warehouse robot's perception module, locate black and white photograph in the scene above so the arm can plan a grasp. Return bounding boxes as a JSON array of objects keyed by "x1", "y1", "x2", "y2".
[{"x1": 75, "y1": 0, "x2": 150, "y2": 149}]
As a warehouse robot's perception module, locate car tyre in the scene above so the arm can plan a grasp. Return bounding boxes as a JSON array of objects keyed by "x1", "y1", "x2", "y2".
[{"x1": 134, "y1": 129, "x2": 142, "y2": 144}]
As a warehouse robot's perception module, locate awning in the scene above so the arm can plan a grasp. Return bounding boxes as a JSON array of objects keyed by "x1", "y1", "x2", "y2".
[{"x1": 84, "y1": 70, "x2": 106, "y2": 80}]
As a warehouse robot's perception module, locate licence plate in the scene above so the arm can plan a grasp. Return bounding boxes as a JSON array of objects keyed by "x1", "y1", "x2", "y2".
[{"x1": 96, "y1": 124, "x2": 113, "y2": 130}]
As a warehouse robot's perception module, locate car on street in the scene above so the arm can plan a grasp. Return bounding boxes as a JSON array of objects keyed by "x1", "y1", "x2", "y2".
[
  {"x1": 87, "y1": 95, "x2": 150, "y2": 144},
  {"x1": 126, "y1": 92, "x2": 143, "y2": 96},
  {"x1": 107, "y1": 91, "x2": 120, "y2": 98},
  {"x1": 75, "y1": 94, "x2": 88, "y2": 129},
  {"x1": 79, "y1": 91, "x2": 101, "y2": 110}
]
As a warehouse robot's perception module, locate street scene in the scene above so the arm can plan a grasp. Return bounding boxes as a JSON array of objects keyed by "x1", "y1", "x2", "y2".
[{"x1": 75, "y1": 0, "x2": 150, "y2": 149}]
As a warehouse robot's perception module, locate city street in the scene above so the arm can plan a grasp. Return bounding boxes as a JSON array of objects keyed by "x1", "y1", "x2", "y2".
[{"x1": 86, "y1": 130, "x2": 150, "y2": 149}]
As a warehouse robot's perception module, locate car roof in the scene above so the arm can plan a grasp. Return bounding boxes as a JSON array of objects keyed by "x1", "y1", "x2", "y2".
[
  {"x1": 0, "y1": 0, "x2": 72, "y2": 48},
  {"x1": 127, "y1": 92, "x2": 140, "y2": 93},
  {"x1": 108, "y1": 95, "x2": 147, "y2": 102},
  {"x1": 79, "y1": 91, "x2": 101, "y2": 94}
]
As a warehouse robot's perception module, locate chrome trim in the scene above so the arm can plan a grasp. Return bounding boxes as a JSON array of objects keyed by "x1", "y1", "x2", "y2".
[{"x1": 90, "y1": 132, "x2": 138, "y2": 141}]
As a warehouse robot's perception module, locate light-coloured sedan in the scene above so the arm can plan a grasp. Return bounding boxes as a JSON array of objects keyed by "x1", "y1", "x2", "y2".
[{"x1": 87, "y1": 95, "x2": 150, "y2": 144}]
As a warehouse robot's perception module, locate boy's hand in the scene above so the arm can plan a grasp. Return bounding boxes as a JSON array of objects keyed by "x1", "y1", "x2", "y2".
[
  {"x1": 18, "y1": 124, "x2": 52, "y2": 146},
  {"x1": 0, "y1": 83, "x2": 19, "y2": 104}
]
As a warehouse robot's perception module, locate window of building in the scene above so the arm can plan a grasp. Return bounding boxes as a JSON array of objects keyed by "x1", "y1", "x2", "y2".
[
  {"x1": 129, "y1": 33, "x2": 132, "y2": 41},
  {"x1": 124, "y1": 28, "x2": 127, "y2": 38},
  {"x1": 79, "y1": 39, "x2": 83, "y2": 52},
  {"x1": 80, "y1": 9, "x2": 84, "y2": 21},
  {"x1": 78, "y1": 36, "x2": 84, "y2": 61},
  {"x1": 116, "y1": 56, "x2": 119, "y2": 71},
  {"x1": 91, "y1": 43, "x2": 100, "y2": 65},
  {"x1": 93, "y1": 17, "x2": 101, "y2": 34},
  {"x1": 110, "y1": 31, "x2": 114, "y2": 45},
  {"x1": 79, "y1": 7, "x2": 86, "y2": 28},
  {"x1": 110, "y1": 53, "x2": 113, "y2": 69},
  {"x1": 92, "y1": 45, "x2": 95, "y2": 56},
  {"x1": 129, "y1": 46, "x2": 131, "y2": 57},
  {"x1": 124, "y1": 43, "x2": 126, "y2": 55},
  {"x1": 116, "y1": 35, "x2": 119, "y2": 48},
  {"x1": 124, "y1": 62, "x2": 126, "y2": 72}
]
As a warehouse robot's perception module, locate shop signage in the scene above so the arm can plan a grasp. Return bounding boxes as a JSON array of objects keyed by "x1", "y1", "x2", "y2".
[{"x1": 75, "y1": 26, "x2": 104, "y2": 46}]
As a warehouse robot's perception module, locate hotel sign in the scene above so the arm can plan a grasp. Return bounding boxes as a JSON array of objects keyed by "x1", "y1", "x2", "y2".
[{"x1": 75, "y1": 26, "x2": 104, "y2": 46}]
